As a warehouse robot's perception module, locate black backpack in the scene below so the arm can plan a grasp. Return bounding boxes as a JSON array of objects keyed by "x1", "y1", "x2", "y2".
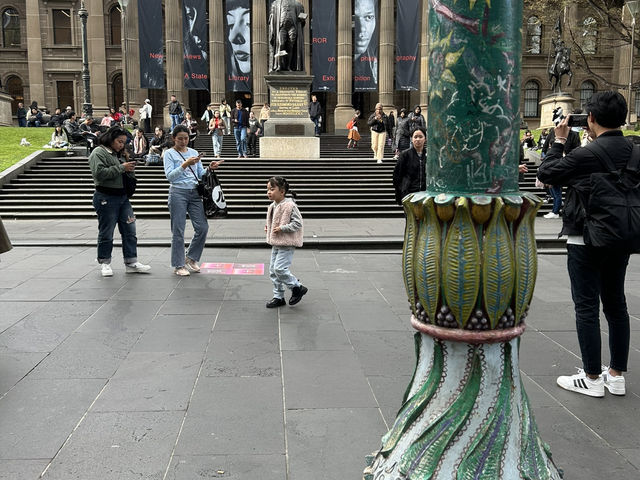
[{"x1": 582, "y1": 140, "x2": 640, "y2": 253}]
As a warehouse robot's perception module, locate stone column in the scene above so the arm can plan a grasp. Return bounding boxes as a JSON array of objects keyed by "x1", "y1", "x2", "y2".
[
  {"x1": 164, "y1": 0, "x2": 182, "y2": 123},
  {"x1": 364, "y1": 1, "x2": 563, "y2": 478},
  {"x1": 87, "y1": 0, "x2": 108, "y2": 115},
  {"x1": 252, "y1": 0, "x2": 268, "y2": 112},
  {"x1": 379, "y1": 0, "x2": 394, "y2": 113},
  {"x1": 124, "y1": 0, "x2": 142, "y2": 115},
  {"x1": 419, "y1": 0, "x2": 429, "y2": 113},
  {"x1": 209, "y1": 0, "x2": 225, "y2": 104},
  {"x1": 334, "y1": 0, "x2": 354, "y2": 133},
  {"x1": 301, "y1": 0, "x2": 311, "y2": 75},
  {"x1": 25, "y1": 0, "x2": 45, "y2": 108}
]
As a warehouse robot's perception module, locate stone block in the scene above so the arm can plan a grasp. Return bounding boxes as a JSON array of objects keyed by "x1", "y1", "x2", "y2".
[{"x1": 259, "y1": 136, "x2": 320, "y2": 159}]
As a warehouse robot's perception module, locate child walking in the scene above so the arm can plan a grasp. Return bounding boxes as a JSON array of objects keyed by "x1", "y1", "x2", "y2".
[
  {"x1": 264, "y1": 176, "x2": 308, "y2": 308},
  {"x1": 346, "y1": 110, "x2": 361, "y2": 149}
]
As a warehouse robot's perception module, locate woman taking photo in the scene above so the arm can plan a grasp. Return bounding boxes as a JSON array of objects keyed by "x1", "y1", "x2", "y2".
[
  {"x1": 392, "y1": 126, "x2": 427, "y2": 206},
  {"x1": 164, "y1": 125, "x2": 223, "y2": 276},
  {"x1": 88, "y1": 126, "x2": 151, "y2": 277},
  {"x1": 207, "y1": 110, "x2": 225, "y2": 158},
  {"x1": 181, "y1": 112, "x2": 199, "y2": 148}
]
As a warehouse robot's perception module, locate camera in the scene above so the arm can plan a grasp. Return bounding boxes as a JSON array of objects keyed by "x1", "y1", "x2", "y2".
[{"x1": 567, "y1": 114, "x2": 589, "y2": 128}]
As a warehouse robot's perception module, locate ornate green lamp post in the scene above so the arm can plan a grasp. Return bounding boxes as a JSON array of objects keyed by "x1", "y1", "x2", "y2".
[{"x1": 364, "y1": 0, "x2": 563, "y2": 478}]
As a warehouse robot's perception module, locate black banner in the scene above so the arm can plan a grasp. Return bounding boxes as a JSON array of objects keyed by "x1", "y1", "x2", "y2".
[
  {"x1": 396, "y1": 0, "x2": 420, "y2": 91},
  {"x1": 353, "y1": 0, "x2": 379, "y2": 91},
  {"x1": 183, "y1": 0, "x2": 209, "y2": 90},
  {"x1": 311, "y1": 1, "x2": 336, "y2": 92},
  {"x1": 138, "y1": 0, "x2": 164, "y2": 89},
  {"x1": 225, "y1": 0, "x2": 251, "y2": 92}
]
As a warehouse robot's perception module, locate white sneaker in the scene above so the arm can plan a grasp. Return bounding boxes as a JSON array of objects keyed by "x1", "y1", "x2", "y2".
[
  {"x1": 557, "y1": 369, "x2": 604, "y2": 397},
  {"x1": 543, "y1": 212, "x2": 560, "y2": 219},
  {"x1": 174, "y1": 267, "x2": 190, "y2": 276},
  {"x1": 185, "y1": 258, "x2": 201, "y2": 273},
  {"x1": 101, "y1": 263, "x2": 113, "y2": 277},
  {"x1": 125, "y1": 262, "x2": 151, "y2": 274},
  {"x1": 376, "y1": 159, "x2": 383, "y2": 164},
  {"x1": 601, "y1": 367, "x2": 626, "y2": 395}
]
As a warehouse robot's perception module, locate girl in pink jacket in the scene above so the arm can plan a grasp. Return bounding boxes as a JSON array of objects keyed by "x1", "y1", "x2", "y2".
[{"x1": 264, "y1": 176, "x2": 307, "y2": 308}]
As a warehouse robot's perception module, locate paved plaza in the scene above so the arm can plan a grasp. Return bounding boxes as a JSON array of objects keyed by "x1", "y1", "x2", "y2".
[{"x1": 0, "y1": 218, "x2": 638, "y2": 479}]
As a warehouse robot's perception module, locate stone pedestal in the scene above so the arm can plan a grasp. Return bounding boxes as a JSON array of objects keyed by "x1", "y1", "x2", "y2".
[
  {"x1": 261, "y1": 73, "x2": 319, "y2": 159},
  {"x1": 539, "y1": 93, "x2": 575, "y2": 129},
  {"x1": 0, "y1": 91, "x2": 13, "y2": 126}
]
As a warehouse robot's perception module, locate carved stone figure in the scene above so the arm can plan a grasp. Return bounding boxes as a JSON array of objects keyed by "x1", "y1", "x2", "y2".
[
  {"x1": 549, "y1": 38, "x2": 573, "y2": 91},
  {"x1": 268, "y1": 0, "x2": 307, "y2": 72}
]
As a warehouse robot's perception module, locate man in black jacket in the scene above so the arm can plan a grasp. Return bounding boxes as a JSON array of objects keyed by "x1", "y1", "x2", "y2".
[
  {"x1": 231, "y1": 100, "x2": 249, "y2": 158},
  {"x1": 308, "y1": 95, "x2": 322, "y2": 136},
  {"x1": 537, "y1": 91, "x2": 632, "y2": 399}
]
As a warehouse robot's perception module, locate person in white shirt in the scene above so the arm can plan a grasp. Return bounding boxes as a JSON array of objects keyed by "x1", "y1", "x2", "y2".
[{"x1": 139, "y1": 99, "x2": 153, "y2": 133}]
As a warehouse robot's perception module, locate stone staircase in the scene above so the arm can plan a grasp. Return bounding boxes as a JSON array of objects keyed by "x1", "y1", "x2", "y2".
[{"x1": 0, "y1": 134, "x2": 551, "y2": 219}]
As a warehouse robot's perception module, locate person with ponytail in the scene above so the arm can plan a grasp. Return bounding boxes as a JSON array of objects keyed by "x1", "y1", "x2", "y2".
[{"x1": 264, "y1": 176, "x2": 307, "y2": 308}]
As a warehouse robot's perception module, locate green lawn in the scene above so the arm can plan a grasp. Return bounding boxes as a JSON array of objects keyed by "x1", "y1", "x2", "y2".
[{"x1": 0, "y1": 126, "x2": 57, "y2": 172}]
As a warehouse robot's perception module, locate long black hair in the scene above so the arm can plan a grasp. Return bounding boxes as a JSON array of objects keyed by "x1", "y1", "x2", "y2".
[
  {"x1": 268, "y1": 176, "x2": 297, "y2": 201},
  {"x1": 98, "y1": 125, "x2": 129, "y2": 149}
]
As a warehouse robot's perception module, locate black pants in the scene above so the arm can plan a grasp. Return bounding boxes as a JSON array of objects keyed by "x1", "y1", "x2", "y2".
[
  {"x1": 567, "y1": 244, "x2": 631, "y2": 375},
  {"x1": 247, "y1": 132, "x2": 257, "y2": 154},
  {"x1": 142, "y1": 118, "x2": 151, "y2": 134}
]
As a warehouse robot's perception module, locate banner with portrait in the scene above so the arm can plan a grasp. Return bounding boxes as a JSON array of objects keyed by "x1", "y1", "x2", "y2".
[
  {"x1": 138, "y1": 0, "x2": 164, "y2": 89},
  {"x1": 225, "y1": 0, "x2": 251, "y2": 92},
  {"x1": 395, "y1": 0, "x2": 420, "y2": 91},
  {"x1": 182, "y1": 0, "x2": 209, "y2": 90},
  {"x1": 353, "y1": 0, "x2": 379, "y2": 91},
  {"x1": 311, "y1": 1, "x2": 336, "y2": 92}
]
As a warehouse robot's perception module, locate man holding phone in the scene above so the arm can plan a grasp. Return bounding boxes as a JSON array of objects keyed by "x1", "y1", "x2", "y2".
[{"x1": 537, "y1": 91, "x2": 633, "y2": 399}]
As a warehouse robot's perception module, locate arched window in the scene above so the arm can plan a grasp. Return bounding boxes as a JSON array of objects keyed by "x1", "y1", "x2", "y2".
[
  {"x1": 582, "y1": 17, "x2": 598, "y2": 55},
  {"x1": 109, "y1": 5, "x2": 121, "y2": 45},
  {"x1": 111, "y1": 73, "x2": 123, "y2": 109},
  {"x1": 580, "y1": 80, "x2": 596, "y2": 107},
  {"x1": 523, "y1": 80, "x2": 540, "y2": 117},
  {"x1": 526, "y1": 16, "x2": 541, "y2": 54},
  {"x1": 2, "y1": 7, "x2": 20, "y2": 47},
  {"x1": 5, "y1": 75, "x2": 24, "y2": 114}
]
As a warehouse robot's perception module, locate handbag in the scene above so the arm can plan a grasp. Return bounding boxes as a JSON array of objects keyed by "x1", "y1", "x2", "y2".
[
  {"x1": 176, "y1": 149, "x2": 205, "y2": 197},
  {"x1": 122, "y1": 172, "x2": 137, "y2": 198}
]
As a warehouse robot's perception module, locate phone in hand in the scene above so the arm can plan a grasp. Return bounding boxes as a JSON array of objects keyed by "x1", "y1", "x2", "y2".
[{"x1": 567, "y1": 114, "x2": 588, "y2": 128}]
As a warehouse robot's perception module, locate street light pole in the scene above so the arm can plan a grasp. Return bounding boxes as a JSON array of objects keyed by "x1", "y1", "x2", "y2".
[
  {"x1": 119, "y1": 0, "x2": 130, "y2": 124},
  {"x1": 627, "y1": 0, "x2": 639, "y2": 127},
  {"x1": 78, "y1": 0, "x2": 92, "y2": 116}
]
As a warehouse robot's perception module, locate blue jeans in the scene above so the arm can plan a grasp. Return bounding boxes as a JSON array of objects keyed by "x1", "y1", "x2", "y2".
[
  {"x1": 18, "y1": 118, "x2": 26, "y2": 127},
  {"x1": 311, "y1": 116, "x2": 320, "y2": 136},
  {"x1": 567, "y1": 244, "x2": 631, "y2": 375},
  {"x1": 170, "y1": 114, "x2": 180, "y2": 131},
  {"x1": 211, "y1": 133, "x2": 223, "y2": 156},
  {"x1": 550, "y1": 185, "x2": 563, "y2": 214},
  {"x1": 168, "y1": 186, "x2": 209, "y2": 268},
  {"x1": 92, "y1": 191, "x2": 138, "y2": 264},
  {"x1": 269, "y1": 247, "x2": 300, "y2": 299},
  {"x1": 234, "y1": 127, "x2": 247, "y2": 156}
]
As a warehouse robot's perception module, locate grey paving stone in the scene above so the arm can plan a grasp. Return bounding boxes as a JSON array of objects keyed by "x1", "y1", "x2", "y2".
[
  {"x1": 0, "y1": 278, "x2": 76, "y2": 301},
  {"x1": 0, "y1": 378, "x2": 105, "y2": 459},
  {"x1": 173, "y1": 274, "x2": 230, "y2": 290},
  {"x1": 29, "y1": 331, "x2": 139, "y2": 379},
  {"x1": 92, "y1": 352, "x2": 202, "y2": 412},
  {"x1": 0, "y1": 459, "x2": 48, "y2": 480},
  {"x1": 203, "y1": 330, "x2": 280, "y2": 377},
  {"x1": 0, "y1": 269, "x2": 38, "y2": 289},
  {"x1": 215, "y1": 301, "x2": 279, "y2": 330},
  {"x1": 367, "y1": 374, "x2": 413, "y2": 425},
  {"x1": 42, "y1": 411, "x2": 184, "y2": 480},
  {"x1": 286, "y1": 408, "x2": 386, "y2": 480},
  {"x1": 2, "y1": 253, "x2": 71, "y2": 272},
  {"x1": 166, "y1": 454, "x2": 286, "y2": 480},
  {"x1": 110, "y1": 278, "x2": 177, "y2": 301},
  {"x1": 619, "y1": 449, "x2": 640, "y2": 470},
  {"x1": 279, "y1": 301, "x2": 341, "y2": 323},
  {"x1": 334, "y1": 300, "x2": 409, "y2": 331},
  {"x1": 175, "y1": 376, "x2": 284, "y2": 456},
  {"x1": 280, "y1": 320, "x2": 352, "y2": 351},
  {"x1": 349, "y1": 330, "x2": 415, "y2": 377},
  {"x1": 0, "y1": 352, "x2": 47, "y2": 395},
  {"x1": 519, "y1": 330, "x2": 582, "y2": 376},
  {"x1": 168, "y1": 286, "x2": 225, "y2": 302},
  {"x1": 157, "y1": 300, "x2": 221, "y2": 316},
  {"x1": 326, "y1": 279, "x2": 386, "y2": 303},
  {"x1": 282, "y1": 350, "x2": 377, "y2": 409},
  {"x1": 131, "y1": 314, "x2": 213, "y2": 353},
  {"x1": 0, "y1": 301, "x2": 42, "y2": 332},
  {"x1": 76, "y1": 299, "x2": 163, "y2": 334},
  {"x1": 0, "y1": 312, "x2": 90, "y2": 353},
  {"x1": 53, "y1": 285, "x2": 121, "y2": 301}
]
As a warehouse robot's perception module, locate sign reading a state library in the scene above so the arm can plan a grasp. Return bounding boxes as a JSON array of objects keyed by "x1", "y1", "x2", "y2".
[{"x1": 270, "y1": 86, "x2": 308, "y2": 118}]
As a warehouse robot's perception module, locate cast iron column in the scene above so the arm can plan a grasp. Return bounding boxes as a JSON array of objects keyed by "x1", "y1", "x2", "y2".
[
  {"x1": 78, "y1": 0, "x2": 92, "y2": 116},
  {"x1": 364, "y1": 1, "x2": 564, "y2": 478}
]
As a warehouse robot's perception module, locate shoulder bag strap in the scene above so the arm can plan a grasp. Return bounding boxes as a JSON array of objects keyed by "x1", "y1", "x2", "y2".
[
  {"x1": 175, "y1": 149, "x2": 199, "y2": 182},
  {"x1": 584, "y1": 141, "x2": 617, "y2": 173}
]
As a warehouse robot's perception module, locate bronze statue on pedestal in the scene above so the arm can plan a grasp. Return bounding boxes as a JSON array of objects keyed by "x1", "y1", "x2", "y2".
[{"x1": 268, "y1": 0, "x2": 307, "y2": 72}]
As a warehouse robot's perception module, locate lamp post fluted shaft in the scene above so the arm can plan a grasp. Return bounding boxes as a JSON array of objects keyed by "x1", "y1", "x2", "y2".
[
  {"x1": 628, "y1": 16, "x2": 636, "y2": 127},
  {"x1": 78, "y1": 0, "x2": 92, "y2": 116},
  {"x1": 364, "y1": 1, "x2": 563, "y2": 478},
  {"x1": 119, "y1": 0, "x2": 129, "y2": 124}
]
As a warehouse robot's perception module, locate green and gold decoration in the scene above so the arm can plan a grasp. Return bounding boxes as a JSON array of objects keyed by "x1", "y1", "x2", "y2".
[{"x1": 365, "y1": 0, "x2": 563, "y2": 478}]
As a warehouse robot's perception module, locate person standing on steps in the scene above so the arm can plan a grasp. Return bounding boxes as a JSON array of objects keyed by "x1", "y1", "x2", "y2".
[
  {"x1": 368, "y1": 103, "x2": 389, "y2": 163},
  {"x1": 308, "y1": 94, "x2": 322, "y2": 137},
  {"x1": 231, "y1": 99, "x2": 249, "y2": 158},
  {"x1": 392, "y1": 126, "x2": 427, "y2": 205},
  {"x1": 169, "y1": 95, "x2": 183, "y2": 131},
  {"x1": 264, "y1": 176, "x2": 307, "y2": 308}
]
